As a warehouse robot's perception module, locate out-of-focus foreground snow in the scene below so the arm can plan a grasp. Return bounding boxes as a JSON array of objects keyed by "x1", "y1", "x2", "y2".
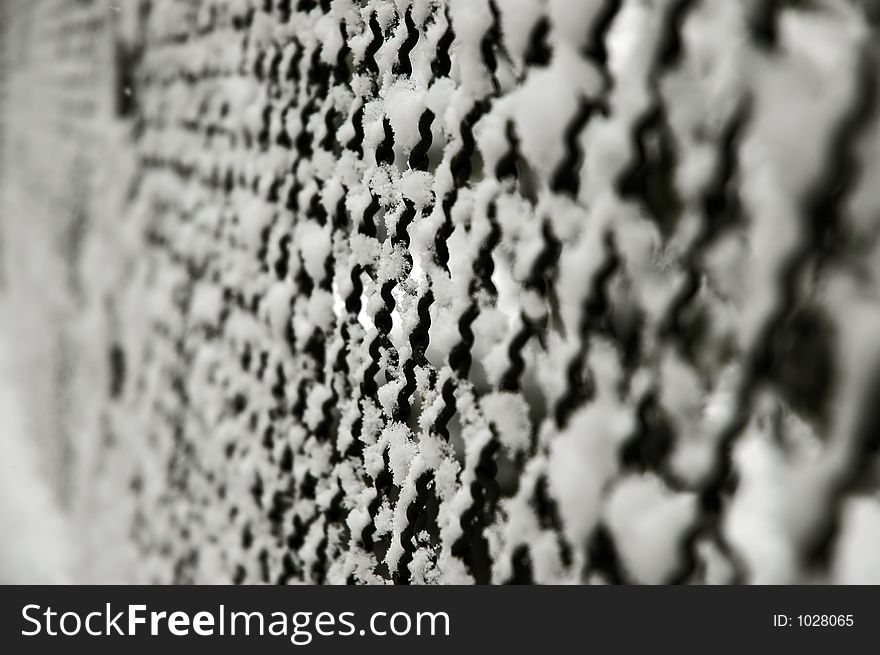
[{"x1": 0, "y1": 305, "x2": 75, "y2": 583}]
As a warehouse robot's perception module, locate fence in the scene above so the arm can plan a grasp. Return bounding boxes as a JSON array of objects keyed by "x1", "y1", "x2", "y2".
[{"x1": 1, "y1": 0, "x2": 879, "y2": 584}]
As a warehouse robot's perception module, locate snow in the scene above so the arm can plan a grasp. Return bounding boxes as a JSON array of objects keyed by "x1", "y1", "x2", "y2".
[
  {"x1": 0, "y1": 313, "x2": 76, "y2": 583},
  {"x1": 294, "y1": 220, "x2": 333, "y2": 282},
  {"x1": 725, "y1": 424, "x2": 810, "y2": 584},
  {"x1": 548, "y1": 343, "x2": 634, "y2": 546},
  {"x1": 384, "y1": 80, "x2": 427, "y2": 154},
  {"x1": 497, "y1": 0, "x2": 544, "y2": 62},
  {"x1": 4, "y1": 0, "x2": 880, "y2": 587},
  {"x1": 833, "y1": 498, "x2": 880, "y2": 584},
  {"x1": 480, "y1": 391, "x2": 531, "y2": 455},
  {"x1": 400, "y1": 170, "x2": 434, "y2": 207},
  {"x1": 548, "y1": 0, "x2": 607, "y2": 50},
  {"x1": 315, "y1": 14, "x2": 346, "y2": 65},
  {"x1": 511, "y1": 60, "x2": 602, "y2": 178},
  {"x1": 605, "y1": 474, "x2": 696, "y2": 584},
  {"x1": 448, "y1": 0, "x2": 495, "y2": 94},
  {"x1": 264, "y1": 280, "x2": 296, "y2": 338}
]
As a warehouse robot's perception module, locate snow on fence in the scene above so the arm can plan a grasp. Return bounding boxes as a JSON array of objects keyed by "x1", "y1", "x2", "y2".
[{"x1": 1, "y1": 0, "x2": 880, "y2": 584}]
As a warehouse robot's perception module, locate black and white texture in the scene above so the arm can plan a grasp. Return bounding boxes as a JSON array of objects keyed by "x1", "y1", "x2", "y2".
[{"x1": 1, "y1": 0, "x2": 880, "y2": 584}]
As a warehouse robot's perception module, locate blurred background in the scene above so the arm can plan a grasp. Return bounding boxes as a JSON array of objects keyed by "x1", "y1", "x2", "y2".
[{"x1": 0, "y1": 0, "x2": 140, "y2": 582}]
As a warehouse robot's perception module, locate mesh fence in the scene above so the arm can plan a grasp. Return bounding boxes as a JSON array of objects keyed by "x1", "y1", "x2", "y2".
[{"x1": 2, "y1": 0, "x2": 880, "y2": 584}]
